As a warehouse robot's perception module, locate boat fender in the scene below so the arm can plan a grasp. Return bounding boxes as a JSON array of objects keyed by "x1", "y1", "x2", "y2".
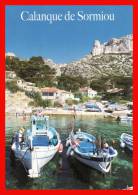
[
  {"x1": 11, "y1": 142, "x2": 16, "y2": 150},
  {"x1": 58, "y1": 143, "x2": 63, "y2": 153},
  {"x1": 70, "y1": 150, "x2": 74, "y2": 156},
  {"x1": 120, "y1": 142, "x2": 125, "y2": 148},
  {"x1": 89, "y1": 152, "x2": 93, "y2": 157}
]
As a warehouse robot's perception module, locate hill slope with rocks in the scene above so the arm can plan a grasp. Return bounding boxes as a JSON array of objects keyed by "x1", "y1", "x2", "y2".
[{"x1": 59, "y1": 34, "x2": 132, "y2": 80}]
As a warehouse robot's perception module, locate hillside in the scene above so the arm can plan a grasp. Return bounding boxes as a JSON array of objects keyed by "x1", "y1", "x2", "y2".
[
  {"x1": 6, "y1": 90, "x2": 32, "y2": 113},
  {"x1": 6, "y1": 34, "x2": 132, "y2": 95},
  {"x1": 61, "y1": 53, "x2": 132, "y2": 79},
  {"x1": 61, "y1": 35, "x2": 132, "y2": 80}
]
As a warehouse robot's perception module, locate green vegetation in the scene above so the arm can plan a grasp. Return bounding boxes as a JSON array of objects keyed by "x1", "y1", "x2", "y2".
[
  {"x1": 91, "y1": 96, "x2": 102, "y2": 101},
  {"x1": 6, "y1": 81, "x2": 22, "y2": 93},
  {"x1": 6, "y1": 56, "x2": 56, "y2": 87},
  {"x1": 6, "y1": 55, "x2": 132, "y2": 102},
  {"x1": 90, "y1": 76, "x2": 132, "y2": 101},
  {"x1": 53, "y1": 101, "x2": 62, "y2": 107},
  {"x1": 57, "y1": 74, "x2": 88, "y2": 92},
  {"x1": 65, "y1": 98, "x2": 79, "y2": 106},
  {"x1": 26, "y1": 91, "x2": 52, "y2": 108},
  {"x1": 80, "y1": 96, "x2": 91, "y2": 103},
  {"x1": 6, "y1": 57, "x2": 20, "y2": 71}
]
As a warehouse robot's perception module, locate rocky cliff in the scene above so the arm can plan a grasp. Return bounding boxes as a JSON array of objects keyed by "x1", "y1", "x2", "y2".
[
  {"x1": 92, "y1": 35, "x2": 132, "y2": 56},
  {"x1": 60, "y1": 35, "x2": 132, "y2": 79},
  {"x1": 44, "y1": 58, "x2": 67, "y2": 76}
]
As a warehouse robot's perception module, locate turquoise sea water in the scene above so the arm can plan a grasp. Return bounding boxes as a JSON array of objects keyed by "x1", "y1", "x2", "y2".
[{"x1": 6, "y1": 115, "x2": 132, "y2": 190}]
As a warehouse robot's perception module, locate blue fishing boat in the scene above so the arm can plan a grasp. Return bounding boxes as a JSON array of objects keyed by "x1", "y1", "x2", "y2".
[
  {"x1": 85, "y1": 103, "x2": 101, "y2": 112},
  {"x1": 66, "y1": 130, "x2": 117, "y2": 173}
]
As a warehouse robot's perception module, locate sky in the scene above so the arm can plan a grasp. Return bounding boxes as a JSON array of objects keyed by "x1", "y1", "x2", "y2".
[{"x1": 6, "y1": 6, "x2": 132, "y2": 64}]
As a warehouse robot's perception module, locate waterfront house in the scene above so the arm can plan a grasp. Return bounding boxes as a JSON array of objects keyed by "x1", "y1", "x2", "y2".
[
  {"x1": 41, "y1": 87, "x2": 74, "y2": 102},
  {"x1": 80, "y1": 87, "x2": 97, "y2": 98},
  {"x1": 56, "y1": 89, "x2": 75, "y2": 105},
  {"x1": 41, "y1": 87, "x2": 58, "y2": 100},
  {"x1": 107, "y1": 88, "x2": 123, "y2": 94},
  {"x1": 57, "y1": 89, "x2": 74, "y2": 100}
]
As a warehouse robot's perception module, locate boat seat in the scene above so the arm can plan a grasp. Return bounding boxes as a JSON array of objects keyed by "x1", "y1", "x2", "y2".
[
  {"x1": 78, "y1": 141, "x2": 96, "y2": 153},
  {"x1": 32, "y1": 135, "x2": 49, "y2": 146}
]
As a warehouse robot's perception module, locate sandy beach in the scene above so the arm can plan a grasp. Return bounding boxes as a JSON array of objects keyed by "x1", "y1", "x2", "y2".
[{"x1": 6, "y1": 107, "x2": 131, "y2": 120}]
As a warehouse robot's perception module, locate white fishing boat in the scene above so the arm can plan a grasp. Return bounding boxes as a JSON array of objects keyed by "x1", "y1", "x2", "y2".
[
  {"x1": 117, "y1": 113, "x2": 133, "y2": 122},
  {"x1": 11, "y1": 115, "x2": 62, "y2": 178},
  {"x1": 66, "y1": 130, "x2": 118, "y2": 174},
  {"x1": 120, "y1": 133, "x2": 133, "y2": 151}
]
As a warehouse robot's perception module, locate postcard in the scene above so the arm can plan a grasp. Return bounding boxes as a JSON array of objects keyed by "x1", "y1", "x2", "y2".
[{"x1": 0, "y1": 0, "x2": 137, "y2": 193}]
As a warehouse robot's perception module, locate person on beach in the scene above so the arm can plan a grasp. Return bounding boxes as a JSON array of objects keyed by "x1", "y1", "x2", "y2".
[
  {"x1": 22, "y1": 111, "x2": 26, "y2": 121},
  {"x1": 73, "y1": 105, "x2": 76, "y2": 119}
]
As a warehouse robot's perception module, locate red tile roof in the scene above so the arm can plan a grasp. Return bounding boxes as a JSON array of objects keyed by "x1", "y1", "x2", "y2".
[{"x1": 41, "y1": 87, "x2": 58, "y2": 93}]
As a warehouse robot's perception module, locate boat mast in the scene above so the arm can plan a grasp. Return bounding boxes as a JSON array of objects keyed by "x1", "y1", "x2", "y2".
[
  {"x1": 32, "y1": 115, "x2": 37, "y2": 135},
  {"x1": 44, "y1": 116, "x2": 49, "y2": 132}
]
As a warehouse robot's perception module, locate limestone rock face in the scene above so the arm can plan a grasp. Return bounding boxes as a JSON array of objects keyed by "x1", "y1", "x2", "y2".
[
  {"x1": 44, "y1": 58, "x2": 67, "y2": 76},
  {"x1": 92, "y1": 35, "x2": 132, "y2": 56},
  {"x1": 60, "y1": 35, "x2": 133, "y2": 80},
  {"x1": 92, "y1": 40, "x2": 104, "y2": 56}
]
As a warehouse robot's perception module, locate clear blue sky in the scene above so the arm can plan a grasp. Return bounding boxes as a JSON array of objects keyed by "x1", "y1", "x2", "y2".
[{"x1": 6, "y1": 6, "x2": 132, "y2": 64}]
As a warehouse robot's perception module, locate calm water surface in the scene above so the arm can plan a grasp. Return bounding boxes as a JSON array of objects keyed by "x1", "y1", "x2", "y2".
[{"x1": 6, "y1": 115, "x2": 132, "y2": 190}]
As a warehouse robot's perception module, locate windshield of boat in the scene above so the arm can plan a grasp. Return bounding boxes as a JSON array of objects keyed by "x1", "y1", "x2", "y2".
[{"x1": 36, "y1": 120, "x2": 48, "y2": 130}]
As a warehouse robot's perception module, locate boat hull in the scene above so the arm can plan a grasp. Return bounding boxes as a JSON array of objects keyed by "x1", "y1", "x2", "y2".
[
  {"x1": 119, "y1": 116, "x2": 132, "y2": 122},
  {"x1": 11, "y1": 144, "x2": 60, "y2": 178},
  {"x1": 126, "y1": 145, "x2": 133, "y2": 151},
  {"x1": 73, "y1": 152, "x2": 112, "y2": 173}
]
